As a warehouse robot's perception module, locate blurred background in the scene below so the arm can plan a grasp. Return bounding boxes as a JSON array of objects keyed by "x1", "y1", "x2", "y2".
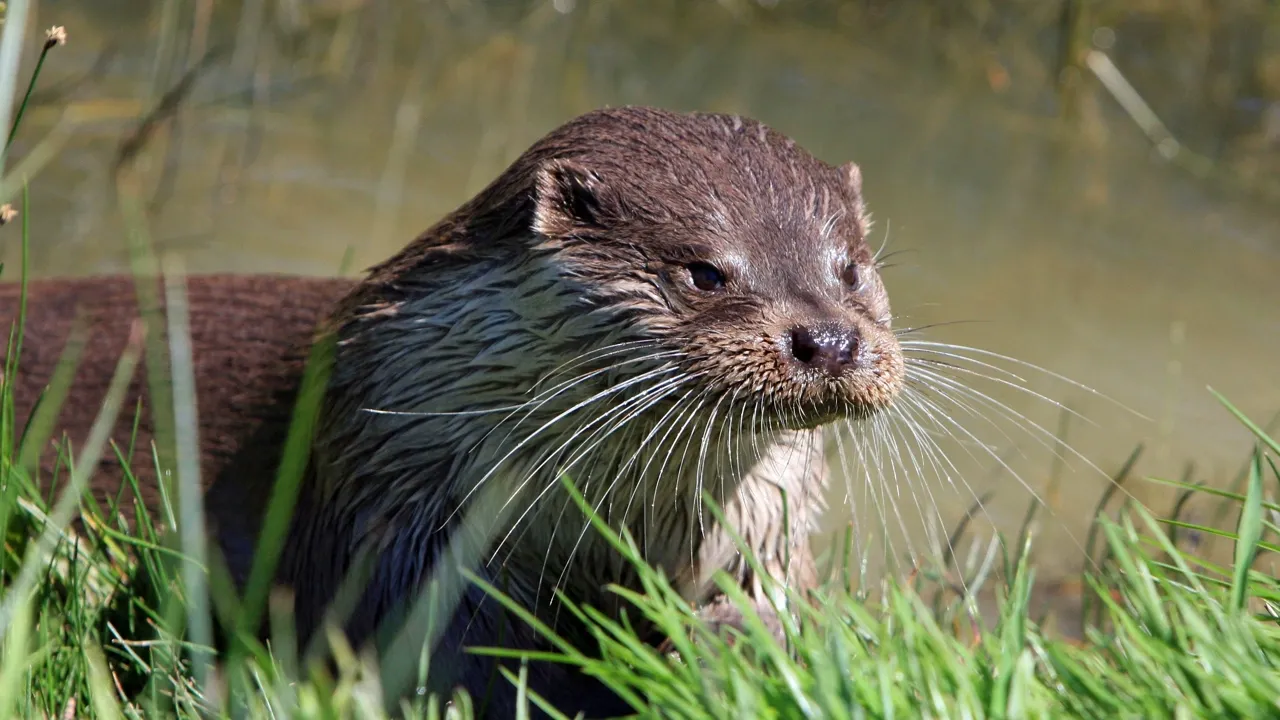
[{"x1": 2, "y1": 0, "x2": 1278, "y2": 593}]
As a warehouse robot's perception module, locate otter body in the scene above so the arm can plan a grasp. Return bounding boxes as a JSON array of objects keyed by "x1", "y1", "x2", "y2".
[{"x1": 5, "y1": 107, "x2": 904, "y2": 718}]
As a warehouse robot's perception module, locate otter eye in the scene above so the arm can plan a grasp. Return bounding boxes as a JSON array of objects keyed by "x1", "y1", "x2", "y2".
[
  {"x1": 687, "y1": 262, "x2": 726, "y2": 292},
  {"x1": 841, "y1": 263, "x2": 860, "y2": 289}
]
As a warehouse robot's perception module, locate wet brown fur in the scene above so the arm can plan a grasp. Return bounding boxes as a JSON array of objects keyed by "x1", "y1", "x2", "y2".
[
  {"x1": 3, "y1": 106, "x2": 903, "y2": 719},
  {"x1": 3, "y1": 274, "x2": 353, "y2": 515}
]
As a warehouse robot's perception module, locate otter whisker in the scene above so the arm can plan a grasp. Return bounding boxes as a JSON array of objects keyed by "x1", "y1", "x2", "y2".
[
  {"x1": 847, "y1": 413, "x2": 913, "y2": 570},
  {"x1": 901, "y1": 343, "x2": 1029, "y2": 385},
  {"x1": 905, "y1": 354, "x2": 1098, "y2": 429},
  {"x1": 549, "y1": 373, "x2": 705, "y2": 514},
  {"x1": 531, "y1": 338, "x2": 663, "y2": 393},
  {"x1": 650, "y1": 392, "x2": 716, "y2": 515},
  {"x1": 622, "y1": 384, "x2": 717, "y2": 523},
  {"x1": 496, "y1": 369, "x2": 697, "y2": 535},
  {"x1": 896, "y1": 384, "x2": 1054, "y2": 515},
  {"x1": 882, "y1": 410, "x2": 951, "y2": 566},
  {"x1": 875, "y1": 404, "x2": 941, "y2": 561},
  {"x1": 750, "y1": 392, "x2": 769, "y2": 462},
  {"x1": 667, "y1": 396, "x2": 721, "y2": 506},
  {"x1": 526, "y1": 375, "x2": 701, "y2": 609},
  {"x1": 768, "y1": 429, "x2": 823, "y2": 594},
  {"x1": 608, "y1": 386, "x2": 717, "y2": 571},
  {"x1": 722, "y1": 390, "x2": 745, "y2": 503},
  {"x1": 885, "y1": 393, "x2": 992, "y2": 583},
  {"x1": 619, "y1": 386, "x2": 719, "y2": 578},
  {"x1": 900, "y1": 340, "x2": 1149, "y2": 420},
  {"x1": 820, "y1": 207, "x2": 846, "y2": 242},
  {"x1": 893, "y1": 390, "x2": 983, "y2": 500},
  {"x1": 904, "y1": 372, "x2": 1038, "y2": 459},
  {"x1": 657, "y1": 395, "x2": 721, "y2": 571},
  {"x1": 668, "y1": 396, "x2": 731, "y2": 569},
  {"x1": 829, "y1": 420, "x2": 856, "y2": 509},
  {"x1": 476, "y1": 350, "x2": 685, "y2": 460},
  {"x1": 363, "y1": 406, "x2": 534, "y2": 418},
  {"x1": 906, "y1": 364, "x2": 1118, "y2": 480},
  {"x1": 874, "y1": 248, "x2": 919, "y2": 271},
  {"x1": 832, "y1": 419, "x2": 884, "y2": 570},
  {"x1": 873, "y1": 407, "x2": 939, "y2": 566},
  {"x1": 554, "y1": 384, "x2": 720, "y2": 604},
  {"x1": 899, "y1": 384, "x2": 1022, "y2": 475},
  {"x1": 550, "y1": 386, "x2": 721, "y2": 604},
  {"x1": 895, "y1": 381, "x2": 1140, "y2": 575},
  {"x1": 551, "y1": 368, "x2": 701, "y2": 473},
  {"x1": 907, "y1": 373, "x2": 1148, "y2": 547},
  {"x1": 611, "y1": 383, "x2": 714, "y2": 516},
  {"x1": 692, "y1": 391, "x2": 733, "y2": 544},
  {"x1": 905, "y1": 360, "x2": 1059, "y2": 442},
  {"x1": 867, "y1": 413, "x2": 914, "y2": 569},
  {"x1": 872, "y1": 217, "x2": 893, "y2": 266},
  {"x1": 892, "y1": 319, "x2": 987, "y2": 339},
  {"x1": 443, "y1": 363, "x2": 688, "y2": 527},
  {"x1": 487, "y1": 350, "x2": 688, "y2": 449},
  {"x1": 493, "y1": 371, "x2": 698, "y2": 593},
  {"x1": 906, "y1": 413, "x2": 1010, "y2": 584}
]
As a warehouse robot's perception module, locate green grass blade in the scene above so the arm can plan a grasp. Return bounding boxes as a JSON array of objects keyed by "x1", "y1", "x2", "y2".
[
  {"x1": 5, "y1": 30, "x2": 61, "y2": 150},
  {"x1": 1229, "y1": 449, "x2": 1265, "y2": 611},
  {"x1": 1210, "y1": 388, "x2": 1280, "y2": 458},
  {"x1": 0, "y1": 584, "x2": 32, "y2": 719},
  {"x1": 84, "y1": 641, "x2": 125, "y2": 720},
  {"x1": 162, "y1": 259, "x2": 215, "y2": 695},
  {"x1": 237, "y1": 333, "x2": 334, "y2": 638}
]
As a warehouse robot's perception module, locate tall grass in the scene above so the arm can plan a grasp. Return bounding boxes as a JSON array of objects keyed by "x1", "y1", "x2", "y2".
[{"x1": 0, "y1": 16, "x2": 1278, "y2": 720}]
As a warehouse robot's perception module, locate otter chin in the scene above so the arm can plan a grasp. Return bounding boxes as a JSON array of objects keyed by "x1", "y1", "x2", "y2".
[{"x1": 5, "y1": 106, "x2": 904, "y2": 719}]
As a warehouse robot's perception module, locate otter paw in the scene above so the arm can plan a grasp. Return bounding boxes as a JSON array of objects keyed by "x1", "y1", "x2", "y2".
[
  {"x1": 696, "y1": 595, "x2": 785, "y2": 646},
  {"x1": 657, "y1": 595, "x2": 786, "y2": 654}
]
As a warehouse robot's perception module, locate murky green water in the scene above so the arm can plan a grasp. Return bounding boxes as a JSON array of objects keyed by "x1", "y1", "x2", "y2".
[{"x1": 7, "y1": 0, "x2": 1279, "y2": 577}]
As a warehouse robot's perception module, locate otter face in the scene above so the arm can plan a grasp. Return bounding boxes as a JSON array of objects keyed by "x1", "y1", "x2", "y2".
[
  {"x1": 529, "y1": 108, "x2": 905, "y2": 431},
  {"x1": 658, "y1": 206, "x2": 904, "y2": 429}
]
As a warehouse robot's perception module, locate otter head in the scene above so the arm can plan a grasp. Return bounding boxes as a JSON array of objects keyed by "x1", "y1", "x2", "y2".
[{"x1": 526, "y1": 107, "x2": 904, "y2": 432}]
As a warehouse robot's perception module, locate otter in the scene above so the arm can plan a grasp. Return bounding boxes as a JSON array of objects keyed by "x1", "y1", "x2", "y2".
[{"x1": 4, "y1": 106, "x2": 904, "y2": 718}]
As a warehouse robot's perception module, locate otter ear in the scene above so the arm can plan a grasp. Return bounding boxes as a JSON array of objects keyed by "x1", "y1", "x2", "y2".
[
  {"x1": 839, "y1": 160, "x2": 869, "y2": 222},
  {"x1": 840, "y1": 161, "x2": 863, "y2": 198},
  {"x1": 533, "y1": 159, "x2": 613, "y2": 237}
]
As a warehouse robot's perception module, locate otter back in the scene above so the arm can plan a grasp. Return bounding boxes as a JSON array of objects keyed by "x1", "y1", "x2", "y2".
[{"x1": 0, "y1": 274, "x2": 352, "y2": 520}]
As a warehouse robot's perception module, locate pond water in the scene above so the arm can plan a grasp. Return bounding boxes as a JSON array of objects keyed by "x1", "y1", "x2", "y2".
[{"x1": 6, "y1": 0, "x2": 1279, "y2": 581}]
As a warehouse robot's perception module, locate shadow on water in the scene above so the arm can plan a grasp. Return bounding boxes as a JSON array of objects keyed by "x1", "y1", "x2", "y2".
[{"x1": 6, "y1": 0, "x2": 1279, "y2": 582}]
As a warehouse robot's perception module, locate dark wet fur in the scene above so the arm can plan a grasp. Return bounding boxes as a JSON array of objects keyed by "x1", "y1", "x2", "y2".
[{"x1": 5, "y1": 106, "x2": 901, "y2": 718}]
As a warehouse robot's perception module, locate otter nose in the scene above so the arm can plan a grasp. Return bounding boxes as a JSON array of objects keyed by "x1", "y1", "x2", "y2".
[{"x1": 789, "y1": 325, "x2": 859, "y2": 377}]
